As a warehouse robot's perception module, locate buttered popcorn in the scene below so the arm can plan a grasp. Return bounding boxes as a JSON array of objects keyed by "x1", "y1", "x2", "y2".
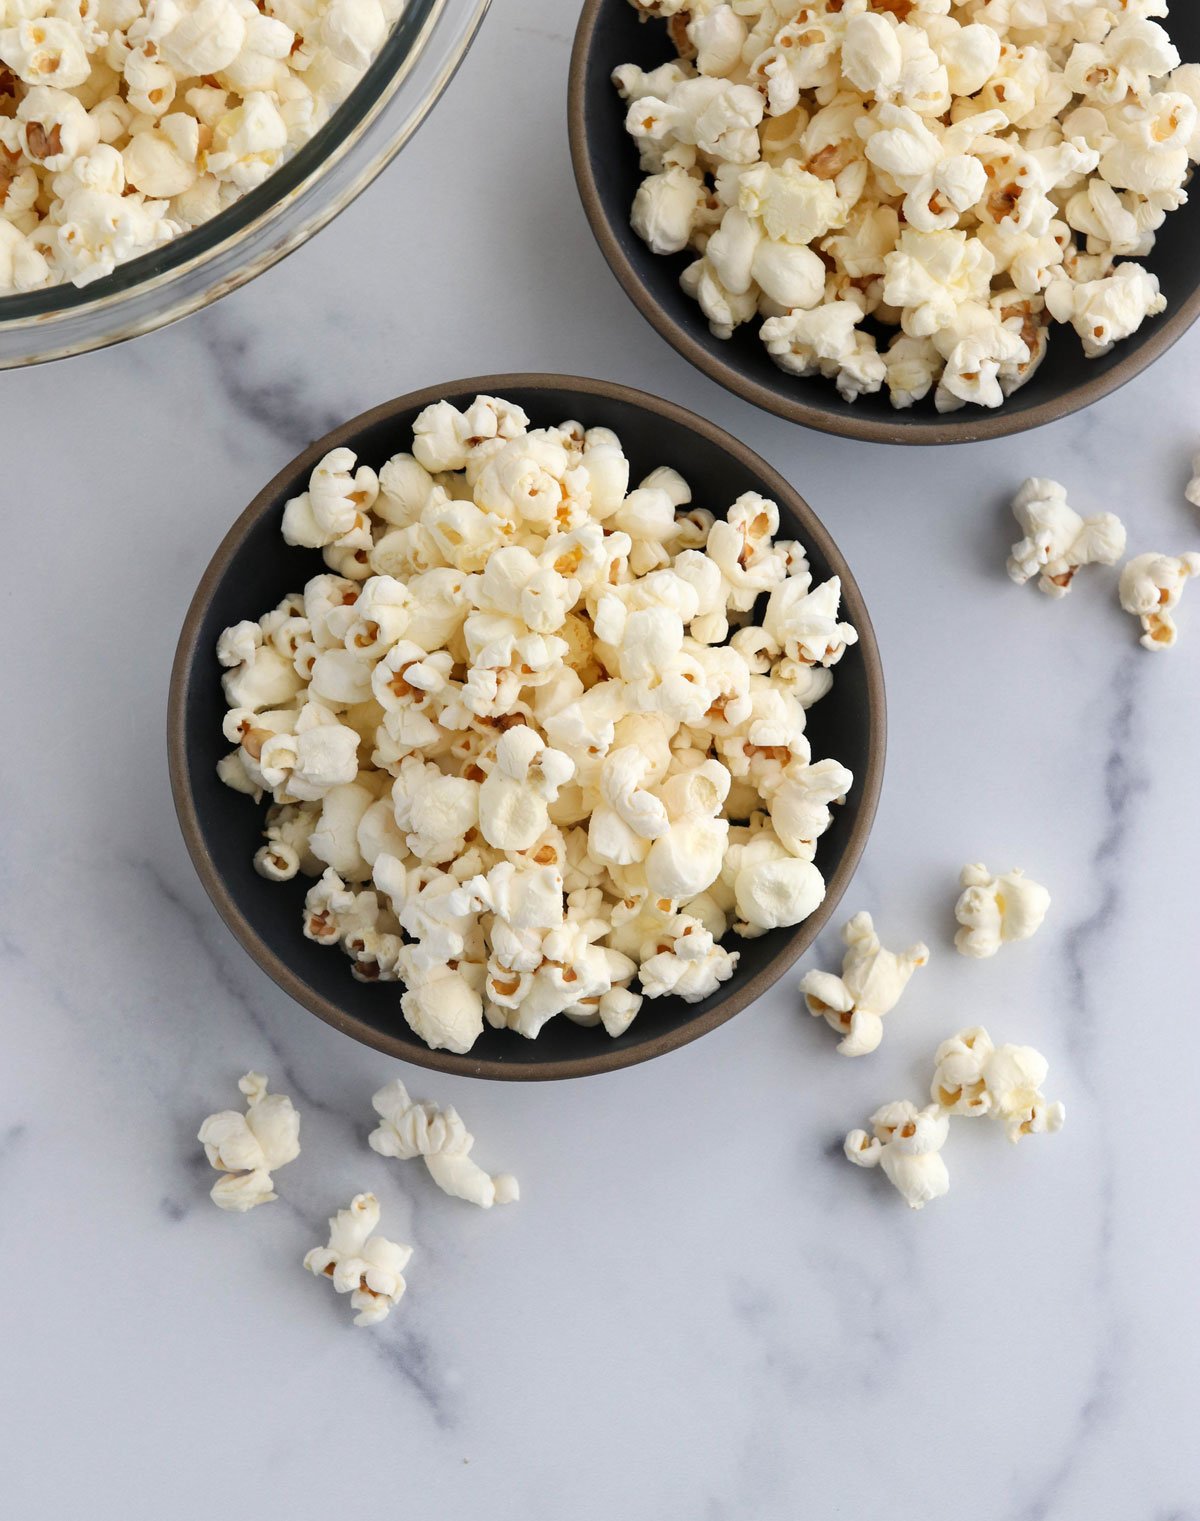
[
  {"x1": 216, "y1": 395, "x2": 858, "y2": 1053},
  {"x1": 615, "y1": 1, "x2": 1196, "y2": 412},
  {"x1": 0, "y1": 0, "x2": 406, "y2": 291}
]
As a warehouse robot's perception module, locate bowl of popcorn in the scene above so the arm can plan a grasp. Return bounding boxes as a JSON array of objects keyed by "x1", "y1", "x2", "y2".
[
  {"x1": 569, "y1": 0, "x2": 1200, "y2": 444},
  {"x1": 168, "y1": 375, "x2": 885, "y2": 1079},
  {"x1": 0, "y1": 0, "x2": 488, "y2": 367}
]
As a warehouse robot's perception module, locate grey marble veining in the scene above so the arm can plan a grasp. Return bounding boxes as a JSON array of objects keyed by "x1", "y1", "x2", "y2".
[{"x1": 2, "y1": 1, "x2": 1199, "y2": 1515}]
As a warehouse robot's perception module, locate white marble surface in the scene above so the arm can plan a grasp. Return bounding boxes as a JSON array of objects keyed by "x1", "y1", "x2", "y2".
[{"x1": 3, "y1": 2, "x2": 1200, "y2": 1515}]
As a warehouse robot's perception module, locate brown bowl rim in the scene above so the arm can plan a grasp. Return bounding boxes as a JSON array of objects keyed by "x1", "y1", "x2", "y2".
[
  {"x1": 167, "y1": 372, "x2": 886, "y2": 1079},
  {"x1": 567, "y1": 0, "x2": 1200, "y2": 446}
]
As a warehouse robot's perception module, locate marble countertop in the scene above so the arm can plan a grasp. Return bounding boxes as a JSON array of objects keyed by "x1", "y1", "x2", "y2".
[{"x1": 4, "y1": 3, "x2": 1199, "y2": 1515}]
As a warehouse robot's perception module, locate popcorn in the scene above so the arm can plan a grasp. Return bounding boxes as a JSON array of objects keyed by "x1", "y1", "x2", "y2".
[
  {"x1": 1007, "y1": 477, "x2": 1127, "y2": 596},
  {"x1": 1187, "y1": 454, "x2": 1200, "y2": 511},
  {"x1": 218, "y1": 398, "x2": 858, "y2": 1050},
  {"x1": 954, "y1": 863, "x2": 1051, "y2": 958},
  {"x1": 802, "y1": 912, "x2": 929, "y2": 1057},
  {"x1": 614, "y1": 0, "x2": 1197, "y2": 410},
  {"x1": 197, "y1": 1072, "x2": 300, "y2": 1212},
  {"x1": 0, "y1": 0, "x2": 405, "y2": 289},
  {"x1": 369, "y1": 1080, "x2": 519, "y2": 1208},
  {"x1": 303, "y1": 1194, "x2": 412, "y2": 1326},
  {"x1": 1044, "y1": 262, "x2": 1165, "y2": 357},
  {"x1": 844, "y1": 1101, "x2": 950, "y2": 1211},
  {"x1": 1119, "y1": 552, "x2": 1200, "y2": 651},
  {"x1": 932, "y1": 1027, "x2": 1066, "y2": 1143}
]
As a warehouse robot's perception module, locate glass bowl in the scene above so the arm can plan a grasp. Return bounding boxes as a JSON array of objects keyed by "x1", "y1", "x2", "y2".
[{"x1": 0, "y1": 0, "x2": 490, "y2": 369}]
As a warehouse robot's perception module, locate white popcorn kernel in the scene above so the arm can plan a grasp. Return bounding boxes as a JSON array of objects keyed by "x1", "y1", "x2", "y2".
[
  {"x1": 122, "y1": 121, "x2": 197, "y2": 199},
  {"x1": 303, "y1": 1194, "x2": 412, "y2": 1327},
  {"x1": 1007, "y1": 477, "x2": 1126, "y2": 597},
  {"x1": 1045, "y1": 263, "x2": 1165, "y2": 359},
  {"x1": 954, "y1": 863, "x2": 1051, "y2": 959},
  {"x1": 734, "y1": 854, "x2": 825, "y2": 935},
  {"x1": 310, "y1": 782, "x2": 374, "y2": 882},
  {"x1": 402, "y1": 966, "x2": 485, "y2": 1054},
  {"x1": 631, "y1": 164, "x2": 708, "y2": 254},
  {"x1": 369, "y1": 1080, "x2": 518, "y2": 1209},
  {"x1": 1186, "y1": 454, "x2": 1200, "y2": 511},
  {"x1": 801, "y1": 912, "x2": 929, "y2": 1057},
  {"x1": 320, "y1": 0, "x2": 386, "y2": 70},
  {"x1": 1119, "y1": 552, "x2": 1200, "y2": 651},
  {"x1": 638, "y1": 914, "x2": 739, "y2": 1003},
  {"x1": 197, "y1": 1072, "x2": 300, "y2": 1212},
  {"x1": 688, "y1": 4, "x2": 745, "y2": 77},
  {"x1": 932, "y1": 1027, "x2": 1066, "y2": 1143},
  {"x1": 844, "y1": 1101, "x2": 950, "y2": 1211},
  {"x1": 1, "y1": 17, "x2": 91, "y2": 89},
  {"x1": 767, "y1": 759, "x2": 853, "y2": 860}
]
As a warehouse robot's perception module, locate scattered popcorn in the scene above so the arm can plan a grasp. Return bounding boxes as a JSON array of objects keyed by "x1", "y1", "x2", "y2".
[
  {"x1": 614, "y1": 1, "x2": 1196, "y2": 411},
  {"x1": 368, "y1": 1079, "x2": 519, "y2": 1208},
  {"x1": 932, "y1": 1026, "x2": 1066, "y2": 1143},
  {"x1": 303, "y1": 1193, "x2": 412, "y2": 1326},
  {"x1": 197, "y1": 1071, "x2": 300, "y2": 1212},
  {"x1": 844, "y1": 1101, "x2": 950, "y2": 1211},
  {"x1": 1007, "y1": 477, "x2": 1126, "y2": 597},
  {"x1": 217, "y1": 397, "x2": 857, "y2": 1050},
  {"x1": 1119, "y1": 551, "x2": 1200, "y2": 651},
  {"x1": 801, "y1": 911, "x2": 929, "y2": 1057},
  {"x1": 0, "y1": 0, "x2": 407, "y2": 291},
  {"x1": 954, "y1": 863, "x2": 1050, "y2": 959}
]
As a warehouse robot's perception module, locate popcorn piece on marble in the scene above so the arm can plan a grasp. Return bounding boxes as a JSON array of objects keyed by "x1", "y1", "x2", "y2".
[
  {"x1": 1119, "y1": 552, "x2": 1200, "y2": 651},
  {"x1": 197, "y1": 1072, "x2": 300, "y2": 1212},
  {"x1": 369, "y1": 1080, "x2": 518, "y2": 1208},
  {"x1": 932, "y1": 1026, "x2": 1066, "y2": 1143},
  {"x1": 303, "y1": 1193, "x2": 412, "y2": 1326},
  {"x1": 954, "y1": 864, "x2": 1051, "y2": 959},
  {"x1": 801, "y1": 912, "x2": 929, "y2": 1056},
  {"x1": 844, "y1": 1101, "x2": 950, "y2": 1211}
]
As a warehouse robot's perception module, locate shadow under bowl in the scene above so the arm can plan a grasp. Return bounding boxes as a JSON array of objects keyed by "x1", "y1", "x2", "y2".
[
  {"x1": 569, "y1": 0, "x2": 1200, "y2": 445},
  {"x1": 168, "y1": 374, "x2": 885, "y2": 1079}
]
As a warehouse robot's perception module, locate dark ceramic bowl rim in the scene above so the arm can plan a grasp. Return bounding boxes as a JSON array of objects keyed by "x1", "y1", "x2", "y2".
[
  {"x1": 167, "y1": 373, "x2": 886, "y2": 1080},
  {"x1": 567, "y1": 0, "x2": 1200, "y2": 446}
]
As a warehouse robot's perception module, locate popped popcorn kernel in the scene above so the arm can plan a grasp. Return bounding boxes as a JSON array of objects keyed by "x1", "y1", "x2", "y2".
[{"x1": 197, "y1": 1071, "x2": 300, "y2": 1212}]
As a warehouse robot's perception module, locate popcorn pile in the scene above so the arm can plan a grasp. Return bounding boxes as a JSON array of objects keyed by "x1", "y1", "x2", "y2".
[
  {"x1": 0, "y1": 0, "x2": 405, "y2": 291},
  {"x1": 615, "y1": 0, "x2": 1199, "y2": 412},
  {"x1": 216, "y1": 394, "x2": 859, "y2": 1055}
]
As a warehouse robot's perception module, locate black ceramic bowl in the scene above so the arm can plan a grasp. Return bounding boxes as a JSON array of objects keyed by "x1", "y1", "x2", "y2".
[
  {"x1": 569, "y1": 0, "x2": 1200, "y2": 445},
  {"x1": 168, "y1": 375, "x2": 885, "y2": 1079}
]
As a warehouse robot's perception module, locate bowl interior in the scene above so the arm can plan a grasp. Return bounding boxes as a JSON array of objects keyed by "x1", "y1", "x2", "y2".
[
  {"x1": 175, "y1": 380, "x2": 882, "y2": 1077},
  {"x1": 573, "y1": 2, "x2": 1200, "y2": 442}
]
